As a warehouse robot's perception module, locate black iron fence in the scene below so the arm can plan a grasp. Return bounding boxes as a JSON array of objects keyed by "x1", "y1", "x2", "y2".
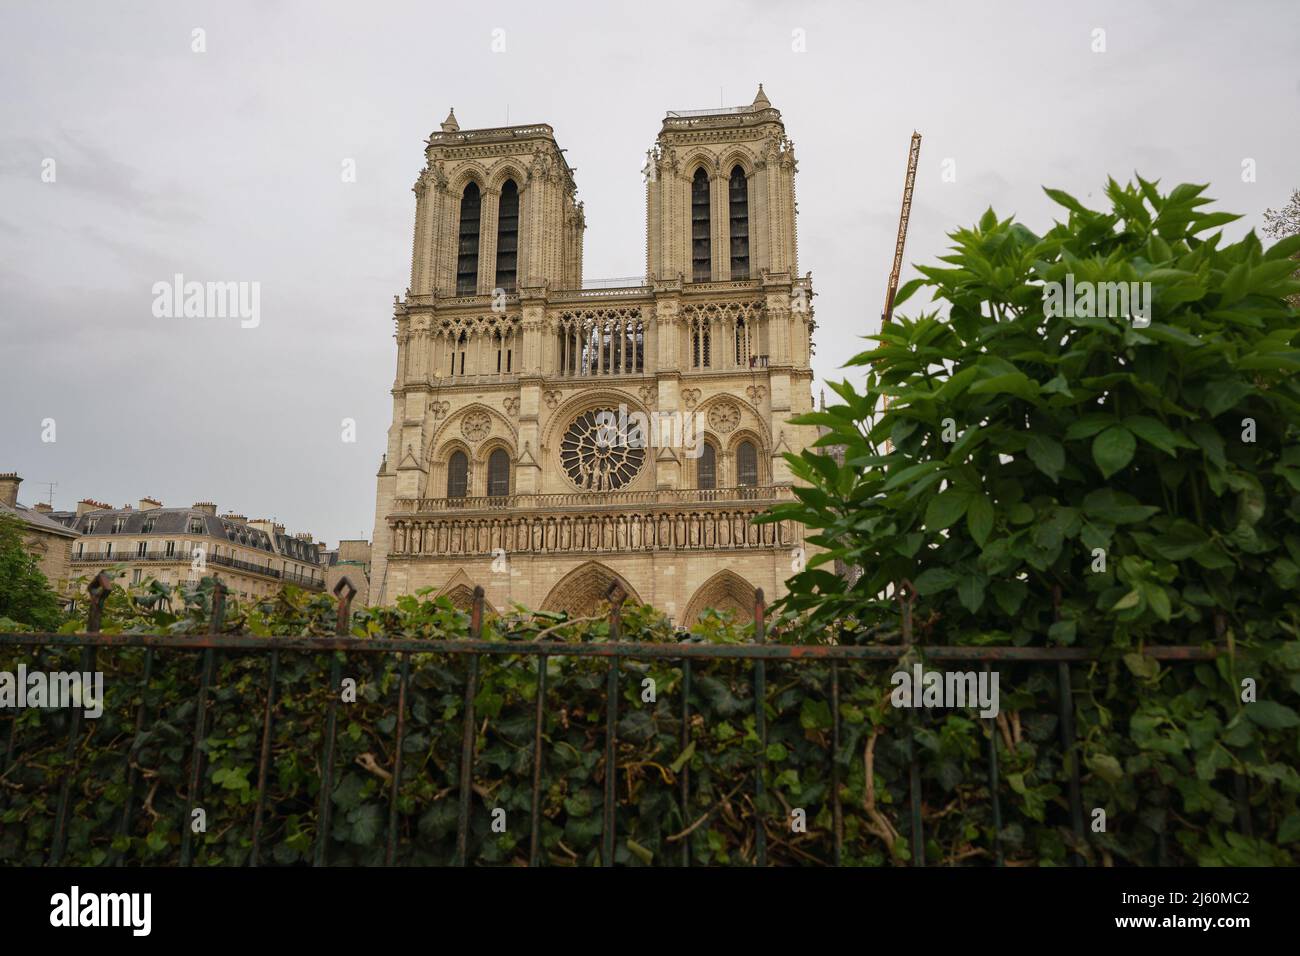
[{"x1": 0, "y1": 572, "x2": 1227, "y2": 867}]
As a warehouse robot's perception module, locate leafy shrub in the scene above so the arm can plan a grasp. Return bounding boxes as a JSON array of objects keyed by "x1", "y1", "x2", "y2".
[{"x1": 769, "y1": 178, "x2": 1300, "y2": 863}]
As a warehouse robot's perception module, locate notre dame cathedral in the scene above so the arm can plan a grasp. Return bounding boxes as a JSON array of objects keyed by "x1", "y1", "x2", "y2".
[{"x1": 369, "y1": 85, "x2": 818, "y2": 623}]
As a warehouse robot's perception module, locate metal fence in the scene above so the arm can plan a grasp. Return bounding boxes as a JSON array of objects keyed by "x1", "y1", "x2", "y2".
[{"x1": 0, "y1": 572, "x2": 1227, "y2": 867}]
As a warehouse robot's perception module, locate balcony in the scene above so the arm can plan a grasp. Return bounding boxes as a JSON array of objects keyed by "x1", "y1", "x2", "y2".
[
  {"x1": 71, "y1": 550, "x2": 324, "y2": 589},
  {"x1": 386, "y1": 486, "x2": 800, "y2": 559},
  {"x1": 392, "y1": 485, "x2": 792, "y2": 515}
]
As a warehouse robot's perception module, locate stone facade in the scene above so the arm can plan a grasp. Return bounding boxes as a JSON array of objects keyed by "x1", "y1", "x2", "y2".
[
  {"x1": 323, "y1": 539, "x2": 373, "y2": 600},
  {"x1": 0, "y1": 473, "x2": 79, "y2": 595},
  {"x1": 370, "y1": 88, "x2": 818, "y2": 623}
]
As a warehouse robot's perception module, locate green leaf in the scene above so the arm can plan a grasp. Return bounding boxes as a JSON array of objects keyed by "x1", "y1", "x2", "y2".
[
  {"x1": 1082, "y1": 489, "x2": 1160, "y2": 524},
  {"x1": 1092, "y1": 426, "x2": 1136, "y2": 478},
  {"x1": 1122, "y1": 415, "x2": 1187, "y2": 456},
  {"x1": 957, "y1": 574, "x2": 986, "y2": 613},
  {"x1": 966, "y1": 494, "x2": 994, "y2": 546},
  {"x1": 669, "y1": 741, "x2": 696, "y2": 774},
  {"x1": 913, "y1": 568, "x2": 959, "y2": 595},
  {"x1": 1245, "y1": 701, "x2": 1300, "y2": 729},
  {"x1": 1024, "y1": 434, "x2": 1065, "y2": 482},
  {"x1": 924, "y1": 490, "x2": 970, "y2": 531},
  {"x1": 969, "y1": 372, "x2": 1041, "y2": 402}
]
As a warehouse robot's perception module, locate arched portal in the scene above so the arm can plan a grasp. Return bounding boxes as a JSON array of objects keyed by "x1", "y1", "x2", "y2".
[
  {"x1": 541, "y1": 561, "x2": 642, "y2": 618},
  {"x1": 682, "y1": 569, "x2": 756, "y2": 624}
]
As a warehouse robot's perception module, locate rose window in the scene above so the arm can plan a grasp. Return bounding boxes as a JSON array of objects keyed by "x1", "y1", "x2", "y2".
[{"x1": 560, "y1": 408, "x2": 646, "y2": 491}]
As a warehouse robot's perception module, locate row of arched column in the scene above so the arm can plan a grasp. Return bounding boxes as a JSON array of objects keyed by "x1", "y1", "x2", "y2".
[{"x1": 390, "y1": 509, "x2": 793, "y2": 556}]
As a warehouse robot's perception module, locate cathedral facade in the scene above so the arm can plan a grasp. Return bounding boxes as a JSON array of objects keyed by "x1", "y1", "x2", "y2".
[{"x1": 369, "y1": 86, "x2": 818, "y2": 622}]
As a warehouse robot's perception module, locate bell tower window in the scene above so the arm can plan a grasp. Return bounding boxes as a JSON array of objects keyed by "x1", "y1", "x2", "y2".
[
  {"x1": 691, "y1": 168, "x2": 711, "y2": 282},
  {"x1": 728, "y1": 166, "x2": 749, "y2": 280},
  {"x1": 456, "y1": 183, "x2": 481, "y2": 295},
  {"x1": 495, "y1": 179, "x2": 519, "y2": 292}
]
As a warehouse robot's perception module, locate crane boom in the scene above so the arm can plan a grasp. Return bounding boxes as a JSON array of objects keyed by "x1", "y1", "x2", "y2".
[{"x1": 881, "y1": 131, "x2": 922, "y2": 326}]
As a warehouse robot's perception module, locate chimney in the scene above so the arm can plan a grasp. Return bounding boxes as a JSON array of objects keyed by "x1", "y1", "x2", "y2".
[
  {"x1": 294, "y1": 532, "x2": 314, "y2": 544},
  {"x1": 0, "y1": 473, "x2": 20, "y2": 509},
  {"x1": 139, "y1": 497, "x2": 162, "y2": 511},
  {"x1": 192, "y1": 502, "x2": 217, "y2": 516},
  {"x1": 33, "y1": 503, "x2": 53, "y2": 514},
  {"x1": 77, "y1": 498, "x2": 111, "y2": 516},
  {"x1": 222, "y1": 513, "x2": 248, "y2": 524}
]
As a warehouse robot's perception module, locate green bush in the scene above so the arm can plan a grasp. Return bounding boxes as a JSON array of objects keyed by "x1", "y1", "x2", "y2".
[{"x1": 768, "y1": 178, "x2": 1300, "y2": 863}]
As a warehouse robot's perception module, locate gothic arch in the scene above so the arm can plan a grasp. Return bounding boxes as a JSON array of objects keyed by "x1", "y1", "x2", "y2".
[
  {"x1": 717, "y1": 147, "x2": 757, "y2": 179},
  {"x1": 475, "y1": 434, "x2": 516, "y2": 465},
  {"x1": 435, "y1": 569, "x2": 497, "y2": 614},
  {"x1": 725, "y1": 428, "x2": 769, "y2": 486},
  {"x1": 682, "y1": 569, "x2": 756, "y2": 624},
  {"x1": 695, "y1": 393, "x2": 769, "y2": 443},
  {"x1": 447, "y1": 162, "x2": 491, "y2": 197},
  {"x1": 487, "y1": 162, "x2": 528, "y2": 194},
  {"x1": 541, "y1": 561, "x2": 642, "y2": 617},
  {"x1": 682, "y1": 152, "x2": 719, "y2": 182},
  {"x1": 430, "y1": 402, "x2": 517, "y2": 453},
  {"x1": 538, "y1": 387, "x2": 647, "y2": 458}
]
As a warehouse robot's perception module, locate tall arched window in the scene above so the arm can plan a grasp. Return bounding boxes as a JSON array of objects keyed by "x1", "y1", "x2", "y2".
[
  {"x1": 487, "y1": 448, "x2": 510, "y2": 498},
  {"x1": 691, "y1": 168, "x2": 711, "y2": 282},
  {"x1": 737, "y1": 441, "x2": 758, "y2": 487},
  {"x1": 495, "y1": 180, "x2": 519, "y2": 292},
  {"x1": 728, "y1": 166, "x2": 749, "y2": 280},
  {"x1": 447, "y1": 451, "x2": 469, "y2": 498},
  {"x1": 698, "y1": 443, "x2": 717, "y2": 490},
  {"x1": 456, "y1": 183, "x2": 481, "y2": 295}
]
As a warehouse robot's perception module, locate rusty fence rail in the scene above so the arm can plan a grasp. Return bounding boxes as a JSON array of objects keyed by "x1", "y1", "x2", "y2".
[{"x1": 0, "y1": 572, "x2": 1227, "y2": 867}]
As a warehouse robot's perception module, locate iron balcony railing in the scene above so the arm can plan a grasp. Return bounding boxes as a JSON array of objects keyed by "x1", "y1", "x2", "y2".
[
  {"x1": 71, "y1": 551, "x2": 324, "y2": 588},
  {"x1": 0, "y1": 573, "x2": 1234, "y2": 867}
]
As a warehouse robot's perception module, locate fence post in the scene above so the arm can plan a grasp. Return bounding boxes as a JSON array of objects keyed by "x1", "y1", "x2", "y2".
[
  {"x1": 181, "y1": 575, "x2": 226, "y2": 866},
  {"x1": 753, "y1": 588, "x2": 767, "y2": 867},
  {"x1": 455, "y1": 585, "x2": 484, "y2": 866},
  {"x1": 313, "y1": 576, "x2": 355, "y2": 867},
  {"x1": 1217, "y1": 611, "x2": 1254, "y2": 838},
  {"x1": 1054, "y1": 585, "x2": 1086, "y2": 865},
  {"x1": 528, "y1": 645, "x2": 548, "y2": 868},
  {"x1": 899, "y1": 581, "x2": 924, "y2": 866},
  {"x1": 602, "y1": 581, "x2": 626, "y2": 867},
  {"x1": 50, "y1": 571, "x2": 110, "y2": 865},
  {"x1": 984, "y1": 661, "x2": 1004, "y2": 867},
  {"x1": 830, "y1": 660, "x2": 843, "y2": 866},
  {"x1": 386, "y1": 649, "x2": 411, "y2": 867}
]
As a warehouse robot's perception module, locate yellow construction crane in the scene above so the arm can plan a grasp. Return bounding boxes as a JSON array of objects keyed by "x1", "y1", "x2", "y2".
[{"x1": 881, "y1": 131, "x2": 922, "y2": 327}]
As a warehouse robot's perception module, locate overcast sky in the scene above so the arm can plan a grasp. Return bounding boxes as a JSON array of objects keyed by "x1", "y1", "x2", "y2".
[{"x1": 1, "y1": 0, "x2": 1296, "y2": 547}]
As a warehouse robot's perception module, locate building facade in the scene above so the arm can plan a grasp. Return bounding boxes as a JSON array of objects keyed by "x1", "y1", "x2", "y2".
[
  {"x1": 370, "y1": 87, "x2": 817, "y2": 622},
  {"x1": 50, "y1": 498, "x2": 326, "y2": 602},
  {"x1": 0, "y1": 473, "x2": 80, "y2": 595},
  {"x1": 323, "y1": 539, "x2": 373, "y2": 600}
]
